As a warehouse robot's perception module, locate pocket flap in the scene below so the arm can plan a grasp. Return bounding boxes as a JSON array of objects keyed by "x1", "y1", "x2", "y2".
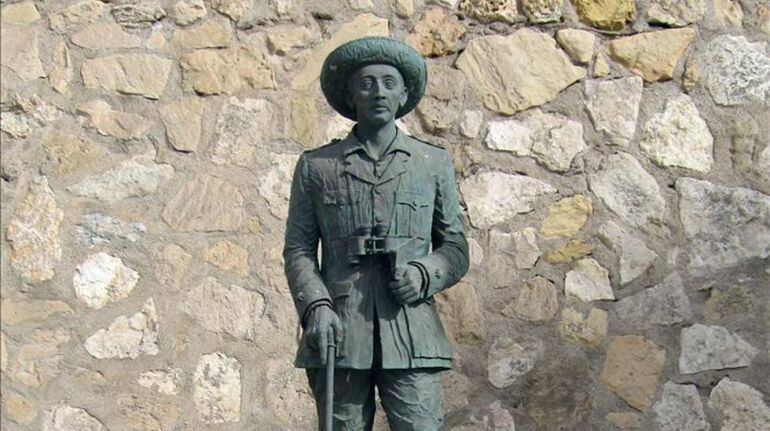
[
  {"x1": 397, "y1": 189, "x2": 430, "y2": 209},
  {"x1": 323, "y1": 190, "x2": 348, "y2": 206},
  {"x1": 326, "y1": 281, "x2": 353, "y2": 299}
]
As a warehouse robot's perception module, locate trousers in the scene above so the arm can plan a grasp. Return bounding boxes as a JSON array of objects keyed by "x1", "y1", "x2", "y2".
[{"x1": 306, "y1": 367, "x2": 444, "y2": 431}]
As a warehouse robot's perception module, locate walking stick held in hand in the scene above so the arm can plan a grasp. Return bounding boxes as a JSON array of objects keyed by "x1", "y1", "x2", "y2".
[{"x1": 324, "y1": 328, "x2": 337, "y2": 431}]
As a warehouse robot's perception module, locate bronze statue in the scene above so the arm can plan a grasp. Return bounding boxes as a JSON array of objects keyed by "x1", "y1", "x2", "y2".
[{"x1": 283, "y1": 37, "x2": 469, "y2": 430}]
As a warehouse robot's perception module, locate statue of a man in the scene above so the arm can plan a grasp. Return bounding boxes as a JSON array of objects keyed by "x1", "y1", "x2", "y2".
[{"x1": 284, "y1": 37, "x2": 469, "y2": 430}]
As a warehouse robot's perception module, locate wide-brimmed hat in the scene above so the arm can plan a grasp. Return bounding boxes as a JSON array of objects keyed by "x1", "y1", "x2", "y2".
[{"x1": 320, "y1": 37, "x2": 427, "y2": 121}]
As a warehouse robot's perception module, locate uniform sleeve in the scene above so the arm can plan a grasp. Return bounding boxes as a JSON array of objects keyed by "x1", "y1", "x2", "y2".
[
  {"x1": 409, "y1": 150, "x2": 470, "y2": 298},
  {"x1": 283, "y1": 152, "x2": 332, "y2": 326}
]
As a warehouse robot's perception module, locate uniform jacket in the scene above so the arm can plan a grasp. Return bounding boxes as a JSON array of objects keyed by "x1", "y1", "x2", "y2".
[{"x1": 283, "y1": 128, "x2": 469, "y2": 369}]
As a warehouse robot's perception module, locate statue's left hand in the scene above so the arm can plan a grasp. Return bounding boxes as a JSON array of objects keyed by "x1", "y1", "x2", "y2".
[{"x1": 388, "y1": 265, "x2": 422, "y2": 305}]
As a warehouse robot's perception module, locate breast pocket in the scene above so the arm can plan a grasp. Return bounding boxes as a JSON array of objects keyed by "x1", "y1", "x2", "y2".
[
  {"x1": 321, "y1": 189, "x2": 352, "y2": 239},
  {"x1": 395, "y1": 189, "x2": 432, "y2": 239}
]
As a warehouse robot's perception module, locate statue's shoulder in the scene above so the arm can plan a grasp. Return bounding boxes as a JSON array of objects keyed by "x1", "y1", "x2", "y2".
[
  {"x1": 305, "y1": 138, "x2": 343, "y2": 154},
  {"x1": 407, "y1": 135, "x2": 445, "y2": 150}
]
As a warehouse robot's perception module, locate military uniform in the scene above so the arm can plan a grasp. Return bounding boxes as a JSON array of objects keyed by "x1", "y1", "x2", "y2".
[
  {"x1": 285, "y1": 128, "x2": 469, "y2": 369},
  {"x1": 283, "y1": 36, "x2": 468, "y2": 431}
]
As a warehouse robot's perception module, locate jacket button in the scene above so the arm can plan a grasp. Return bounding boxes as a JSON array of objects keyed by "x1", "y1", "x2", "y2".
[
  {"x1": 374, "y1": 215, "x2": 383, "y2": 223},
  {"x1": 434, "y1": 269, "x2": 441, "y2": 279}
]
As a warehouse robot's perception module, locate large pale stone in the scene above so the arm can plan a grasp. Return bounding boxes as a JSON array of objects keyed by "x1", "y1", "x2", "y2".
[
  {"x1": 589, "y1": 152, "x2": 665, "y2": 227},
  {"x1": 49, "y1": 1, "x2": 105, "y2": 32},
  {"x1": 704, "y1": 36, "x2": 770, "y2": 106},
  {"x1": 584, "y1": 76, "x2": 643, "y2": 147},
  {"x1": 502, "y1": 276, "x2": 558, "y2": 322},
  {"x1": 640, "y1": 95, "x2": 713, "y2": 173},
  {"x1": 486, "y1": 109, "x2": 585, "y2": 172},
  {"x1": 1, "y1": 26, "x2": 45, "y2": 82},
  {"x1": 68, "y1": 155, "x2": 174, "y2": 203},
  {"x1": 459, "y1": 0, "x2": 518, "y2": 24},
  {"x1": 598, "y1": 221, "x2": 657, "y2": 284},
  {"x1": 72, "y1": 22, "x2": 142, "y2": 49},
  {"x1": 435, "y1": 281, "x2": 485, "y2": 344},
  {"x1": 77, "y1": 100, "x2": 151, "y2": 139},
  {"x1": 202, "y1": 240, "x2": 250, "y2": 276},
  {"x1": 12, "y1": 329, "x2": 70, "y2": 387},
  {"x1": 50, "y1": 41, "x2": 72, "y2": 94},
  {"x1": 559, "y1": 307, "x2": 607, "y2": 347},
  {"x1": 42, "y1": 130, "x2": 102, "y2": 178},
  {"x1": 456, "y1": 30, "x2": 586, "y2": 115},
  {"x1": 290, "y1": 14, "x2": 389, "y2": 91},
  {"x1": 1, "y1": 298, "x2": 73, "y2": 325},
  {"x1": 76, "y1": 213, "x2": 146, "y2": 247},
  {"x1": 485, "y1": 228, "x2": 540, "y2": 286},
  {"x1": 572, "y1": 0, "x2": 636, "y2": 30},
  {"x1": 153, "y1": 244, "x2": 192, "y2": 289},
  {"x1": 159, "y1": 97, "x2": 205, "y2": 152},
  {"x1": 676, "y1": 178, "x2": 770, "y2": 273},
  {"x1": 162, "y1": 174, "x2": 244, "y2": 231},
  {"x1": 541, "y1": 195, "x2": 593, "y2": 238},
  {"x1": 84, "y1": 299, "x2": 159, "y2": 359},
  {"x1": 522, "y1": 0, "x2": 563, "y2": 23},
  {"x1": 194, "y1": 352, "x2": 241, "y2": 423},
  {"x1": 405, "y1": 8, "x2": 465, "y2": 57},
  {"x1": 556, "y1": 29, "x2": 595, "y2": 64},
  {"x1": 138, "y1": 369, "x2": 183, "y2": 395},
  {"x1": 459, "y1": 109, "x2": 483, "y2": 138},
  {"x1": 180, "y1": 44, "x2": 274, "y2": 94},
  {"x1": 545, "y1": 239, "x2": 592, "y2": 264},
  {"x1": 73, "y1": 252, "x2": 139, "y2": 309},
  {"x1": 5, "y1": 177, "x2": 63, "y2": 282},
  {"x1": 608, "y1": 28, "x2": 695, "y2": 82},
  {"x1": 1, "y1": 2, "x2": 40, "y2": 24},
  {"x1": 708, "y1": 378, "x2": 770, "y2": 431},
  {"x1": 184, "y1": 277, "x2": 264, "y2": 339},
  {"x1": 653, "y1": 382, "x2": 709, "y2": 431},
  {"x1": 461, "y1": 172, "x2": 557, "y2": 228},
  {"x1": 679, "y1": 324, "x2": 758, "y2": 374},
  {"x1": 173, "y1": 0, "x2": 206, "y2": 25},
  {"x1": 43, "y1": 405, "x2": 106, "y2": 431},
  {"x1": 258, "y1": 153, "x2": 299, "y2": 219},
  {"x1": 614, "y1": 273, "x2": 693, "y2": 330},
  {"x1": 111, "y1": 1, "x2": 166, "y2": 28},
  {"x1": 647, "y1": 0, "x2": 705, "y2": 26},
  {"x1": 82, "y1": 54, "x2": 172, "y2": 99},
  {"x1": 565, "y1": 258, "x2": 614, "y2": 302},
  {"x1": 601, "y1": 336, "x2": 665, "y2": 411},
  {"x1": 4, "y1": 391, "x2": 36, "y2": 425},
  {"x1": 171, "y1": 18, "x2": 232, "y2": 49},
  {"x1": 211, "y1": 98, "x2": 279, "y2": 166},
  {"x1": 487, "y1": 337, "x2": 543, "y2": 388}
]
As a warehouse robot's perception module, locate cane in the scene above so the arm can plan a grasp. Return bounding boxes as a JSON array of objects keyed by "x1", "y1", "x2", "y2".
[{"x1": 324, "y1": 336, "x2": 336, "y2": 431}]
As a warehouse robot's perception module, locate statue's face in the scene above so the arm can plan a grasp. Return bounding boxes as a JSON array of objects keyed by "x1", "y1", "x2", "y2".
[{"x1": 347, "y1": 64, "x2": 408, "y2": 126}]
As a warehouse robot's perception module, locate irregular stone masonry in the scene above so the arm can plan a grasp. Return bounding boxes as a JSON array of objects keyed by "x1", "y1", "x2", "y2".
[{"x1": 0, "y1": 0, "x2": 768, "y2": 429}]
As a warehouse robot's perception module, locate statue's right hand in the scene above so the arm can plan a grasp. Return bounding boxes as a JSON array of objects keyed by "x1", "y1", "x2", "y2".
[{"x1": 306, "y1": 304, "x2": 343, "y2": 363}]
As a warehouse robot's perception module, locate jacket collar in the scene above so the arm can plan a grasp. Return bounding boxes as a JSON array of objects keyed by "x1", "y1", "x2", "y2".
[{"x1": 341, "y1": 126, "x2": 411, "y2": 185}]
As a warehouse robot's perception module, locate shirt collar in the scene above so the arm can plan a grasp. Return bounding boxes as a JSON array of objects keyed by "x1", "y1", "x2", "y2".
[{"x1": 342, "y1": 126, "x2": 412, "y2": 158}]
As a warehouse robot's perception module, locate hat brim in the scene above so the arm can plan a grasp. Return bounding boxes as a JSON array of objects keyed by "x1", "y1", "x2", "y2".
[{"x1": 321, "y1": 37, "x2": 427, "y2": 121}]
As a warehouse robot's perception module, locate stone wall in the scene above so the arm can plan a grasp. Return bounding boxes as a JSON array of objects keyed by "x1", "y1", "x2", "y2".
[{"x1": 1, "y1": 0, "x2": 769, "y2": 429}]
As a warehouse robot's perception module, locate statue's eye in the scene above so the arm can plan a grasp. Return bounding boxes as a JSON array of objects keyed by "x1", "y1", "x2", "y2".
[
  {"x1": 360, "y1": 79, "x2": 374, "y2": 90},
  {"x1": 384, "y1": 78, "x2": 396, "y2": 89}
]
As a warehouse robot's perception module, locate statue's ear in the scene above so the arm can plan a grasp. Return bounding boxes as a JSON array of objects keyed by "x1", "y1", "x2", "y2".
[{"x1": 399, "y1": 88, "x2": 408, "y2": 108}]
